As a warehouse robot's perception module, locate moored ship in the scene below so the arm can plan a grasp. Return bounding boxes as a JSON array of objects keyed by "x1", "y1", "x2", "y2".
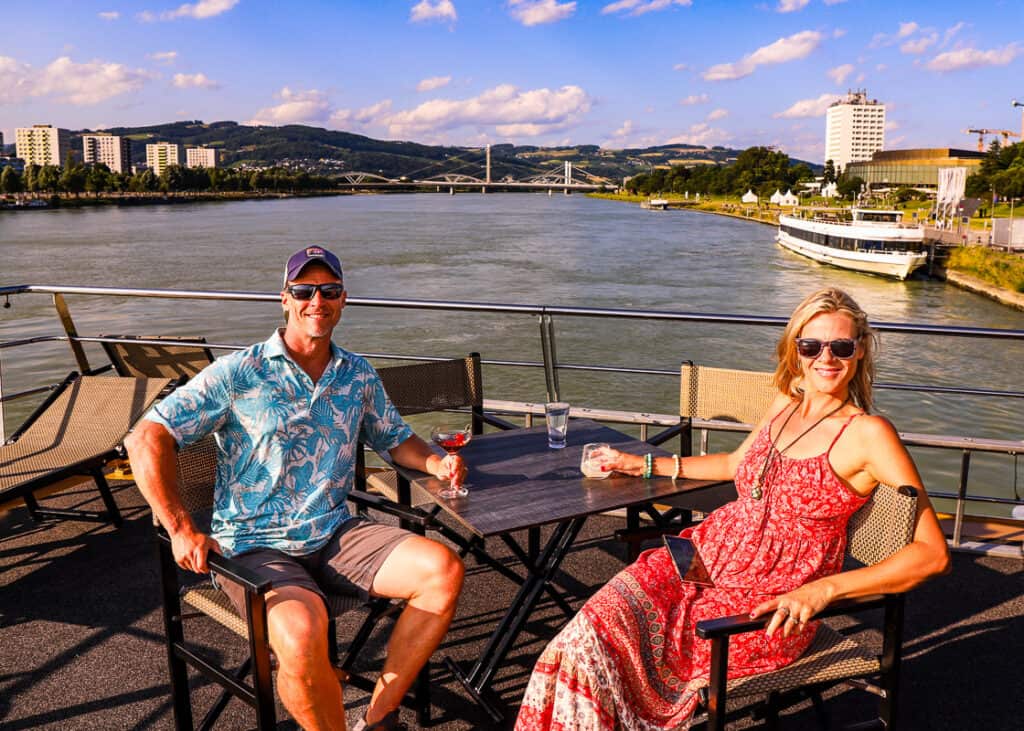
[{"x1": 777, "y1": 208, "x2": 928, "y2": 280}]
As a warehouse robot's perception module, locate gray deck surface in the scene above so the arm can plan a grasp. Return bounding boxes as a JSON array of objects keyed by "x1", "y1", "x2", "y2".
[{"x1": 2, "y1": 477, "x2": 1021, "y2": 730}]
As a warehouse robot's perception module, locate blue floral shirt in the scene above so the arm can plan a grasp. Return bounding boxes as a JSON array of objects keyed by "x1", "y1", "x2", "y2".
[{"x1": 146, "y1": 330, "x2": 412, "y2": 557}]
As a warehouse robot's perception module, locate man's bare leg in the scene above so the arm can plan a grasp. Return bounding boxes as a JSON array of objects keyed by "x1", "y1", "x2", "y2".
[
  {"x1": 266, "y1": 585, "x2": 347, "y2": 731},
  {"x1": 363, "y1": 535, "x2": 464, "y2": 725}
]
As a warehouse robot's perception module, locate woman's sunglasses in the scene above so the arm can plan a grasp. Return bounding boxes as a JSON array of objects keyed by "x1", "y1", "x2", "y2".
[
  {"x1": 285, "y1": 283, "x2": 345, "y2": 301},
  {"x1": 794, "y1": 338, "x2": 859, "y2": 360}
]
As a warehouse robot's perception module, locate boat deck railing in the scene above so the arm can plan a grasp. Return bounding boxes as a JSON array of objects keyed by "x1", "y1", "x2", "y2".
[{"x1": 1, "y1": 283, "x2": 1022, "y2": 556}]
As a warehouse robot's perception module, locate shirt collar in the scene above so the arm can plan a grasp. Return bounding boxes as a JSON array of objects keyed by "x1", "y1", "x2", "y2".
[{"x1": 267, "y1": 329, "x2": 347, "y2": 368}]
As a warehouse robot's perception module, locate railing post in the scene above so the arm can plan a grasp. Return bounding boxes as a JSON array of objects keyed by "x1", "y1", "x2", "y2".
[
  {"x1": 0, "y1": 350, "x2": 6, "y2": 443},
  {"x1": 538, "y1": 312, "x2": 560, "y2": 402},
  {"x1": 952, "y1": 449, "x2": 972, "y2": 547},
  {"x1": 52, "y1": 293, "x2": 90, "y2": 373}
]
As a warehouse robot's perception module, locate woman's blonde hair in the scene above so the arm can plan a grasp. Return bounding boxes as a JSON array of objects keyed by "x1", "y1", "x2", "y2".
[{"x1": 773, "y1": 288, "x2": 877, "y2": 412}]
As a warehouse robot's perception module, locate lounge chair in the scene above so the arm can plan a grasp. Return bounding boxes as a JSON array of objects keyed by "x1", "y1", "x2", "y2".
[
  {"x1": 0, "y1": 373, "x2": 171, "y2": 526},
  {"x1": 100, "y1": 334, "x2": 214, "y2": 381}
]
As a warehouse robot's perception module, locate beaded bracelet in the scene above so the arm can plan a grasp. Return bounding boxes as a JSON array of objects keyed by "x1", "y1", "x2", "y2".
[
  {"x1": 672, "y1": 454, "x2": 681, "y2": 481},
  {"x1": 643, "y1": 453, "x2": 653, "y2": 479}
]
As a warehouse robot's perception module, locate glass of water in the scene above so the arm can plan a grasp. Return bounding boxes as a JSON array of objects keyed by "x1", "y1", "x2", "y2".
[{"x1": 544, "y1": 401, "x2": 570, "y2": 449}]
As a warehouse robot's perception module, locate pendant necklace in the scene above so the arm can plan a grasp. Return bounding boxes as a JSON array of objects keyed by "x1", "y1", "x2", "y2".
[{"x1": 752, "y1": 397, "x2": 850, "y2": 500}]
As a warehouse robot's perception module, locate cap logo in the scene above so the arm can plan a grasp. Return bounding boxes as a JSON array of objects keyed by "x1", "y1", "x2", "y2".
[{"x1": 306, "y1": 247, "x2": 324, "y2": 256}]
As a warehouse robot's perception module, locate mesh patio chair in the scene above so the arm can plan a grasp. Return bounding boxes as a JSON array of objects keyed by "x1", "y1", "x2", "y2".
[
  {"x1": 101, "y1": 334, "x2": 215, "y2": 381},
  {"x1": 619, "y1": 363, "x2": 777, "y2": 559},
  {"x1": 0, "y1": 373, "x2": 171, "y2": 526},
  {"x1": 359, "y1": 353, "x2": 515, "y2": 509},
  {"x1": 694, "y1": 483, "x2": 920, "y2": 731},
  {"x1": 157, "y1": 436, "x2": 434, "y2": 731}
]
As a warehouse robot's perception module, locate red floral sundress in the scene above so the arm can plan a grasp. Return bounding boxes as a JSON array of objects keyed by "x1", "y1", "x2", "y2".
[{"x1": 516, "y1": 411, "x2": 868, "y2": 731}]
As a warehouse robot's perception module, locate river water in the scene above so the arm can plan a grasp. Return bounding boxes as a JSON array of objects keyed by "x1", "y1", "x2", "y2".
[{"x1": 1, "y1": 194, "x2": 1021, "y2": 514}]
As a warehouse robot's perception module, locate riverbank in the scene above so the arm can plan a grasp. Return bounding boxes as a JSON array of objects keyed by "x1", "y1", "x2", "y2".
[
  {"x1": 589, "y1": 191, "x2": 1024, "y2": 310},
  {"x1": 0, "y1": 189, "x2": 349, "y2": 210}
]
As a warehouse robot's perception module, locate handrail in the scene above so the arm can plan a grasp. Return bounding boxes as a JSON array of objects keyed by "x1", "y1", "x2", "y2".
[{"x1": 1, "y1": 284, "x2": 1021, "y2": 556}]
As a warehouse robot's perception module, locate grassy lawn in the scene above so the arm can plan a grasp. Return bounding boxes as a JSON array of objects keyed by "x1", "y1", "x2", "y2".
[{"x1": 947, "y1": 246, "x2": 1024, "y2": 293}]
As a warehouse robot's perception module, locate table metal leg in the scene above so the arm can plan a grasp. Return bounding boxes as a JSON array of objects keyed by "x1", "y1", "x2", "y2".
[{"x1": 446, "y1": 516, "x2": 588, "y2": 721}]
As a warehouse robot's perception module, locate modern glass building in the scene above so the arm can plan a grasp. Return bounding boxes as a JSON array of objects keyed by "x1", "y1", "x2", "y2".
[{"x1": 845, "y1": 148, "x2": 985, "y2": 190}]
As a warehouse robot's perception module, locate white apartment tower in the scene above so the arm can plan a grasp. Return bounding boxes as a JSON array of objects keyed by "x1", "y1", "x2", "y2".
[
  {"x1": 145, "y1": 142, "x2": 184, "y2": 176},
  {"x1": 15, "y1": 125, "x2": 71, "y2": 167},
  {"x1": 186, "y1": 146, "x2": 219, "y2": 169},
  {"x1": 83, "y1": 133, "x2": 132, "y2": 173},
  {"x1": 825, "y1": 90, "x2": 885, "y2": 173}
]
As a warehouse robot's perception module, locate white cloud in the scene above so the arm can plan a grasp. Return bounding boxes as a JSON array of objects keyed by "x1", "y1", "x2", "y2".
[
  {"x1": 331, "y1": 100, "x2": 394, "y2": 129},
  {"x1": 706, "y1": 108, "x2": 729, "y2": 122},
  {"x1": 885, "y1": 120, "x2": 901, "y2": 132},
  {"x1": 141, "y1": 0, "x2": 240, "y2": 21},
  {"x1": 410, "y1": 0, "x2": 457, "y2": 23},
  {"x1": 832, "y1": 28, "x2": 846, "y2": 39},
  {"x1": 665, "y1": 122, "x2": 730, "y2": 147},
  {"x1": 149, "y1": 51, "x2": 179, "y2": 64},
  {"x1": 508, "y1": 0, "x2": 576, "y2": 26},
  {"x1": 98, "y1": 11, "x2": 119, "y2": 20},
  {"x1": 827, "y1": 63, "x2": 854, "y2": 85},
  {"x1": 417, "y1": 75, "x2": 452, "y2": 92},
  {"x1": 34, "y1": 56, "x2": 152, "y2": 105},
  {"x1": 777, "y1": 0, "x2": 809, "y2": 13},
  {"x1": 247, "y1": 87, "x2": 333, "y2": 126},
  {"x1": 943, "y1": 22, "x2": 966, "y2": 45},
  {"x1": 679, "y1": 93, "x2": 709, "y2": 106},
  {"x1": 926, "y1": 43, "x2": 1020, "y2": 72},
  {"x1": 773, "y1": 93, "x2": 840, "y2": 119},
  {"x1": 876, "y1": 63, "x2": 887, "y2": 71},
  {"x1": 385, "y1": 83, "x2": 592, "y2": 138},
  {"x1": 900, "y1": 33, "x2": 937, "y2": 55},
  {"x1": 673, "y1": 63, "x2": 690, "y2": 71},
  {"x1": 897, "y1": 21, "x2": 919, "y2": 38},
  {"x1": 172, "y1": 72, "x2": 219, "y2": 89},
  {"x1": 0, "y1": 56, "x2": 33, "y2": 104},
  {"x1": 602, "y1": 0, "x2": 692, "y2": 17},
  {"x1": 703, "y1": 30, "x2": 822, "y2": 81}
]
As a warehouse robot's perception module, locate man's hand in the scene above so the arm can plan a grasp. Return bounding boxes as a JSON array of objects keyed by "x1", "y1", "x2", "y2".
[
  {"x1": 432, "y1": 454, "x2": 468, "y2": 488},
  {"x1": 170, "y1": 528, "x2": 222, "y2": 574}
]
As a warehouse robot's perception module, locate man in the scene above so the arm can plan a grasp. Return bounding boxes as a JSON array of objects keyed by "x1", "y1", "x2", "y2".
[{"x1": 126, "y1": 245, "x2": 466, "y2": 731}]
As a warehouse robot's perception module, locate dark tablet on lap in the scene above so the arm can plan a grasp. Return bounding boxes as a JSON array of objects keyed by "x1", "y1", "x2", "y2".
[{"x1": 664, "y1": 534, "x2": 715, "y2": 587}]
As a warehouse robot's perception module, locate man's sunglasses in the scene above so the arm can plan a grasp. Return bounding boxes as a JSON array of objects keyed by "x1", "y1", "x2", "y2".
[
  {"x1": 285, "y1": 283, "x2": 345, "y2": 300},
  {"x1": 795, "y1": 338, "x2": 859, "y2": 360}
]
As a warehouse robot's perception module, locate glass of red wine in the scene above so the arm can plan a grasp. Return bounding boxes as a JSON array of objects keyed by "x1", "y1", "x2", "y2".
[{"x1": 430, "y1": 425, "x2": 472, "y2": 498}]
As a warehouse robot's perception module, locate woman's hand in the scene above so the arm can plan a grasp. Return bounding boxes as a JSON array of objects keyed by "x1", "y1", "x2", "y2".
[
  {"x1": 590, "y1": 446, "x2": 646, "y2": 476},
  {"x1": 749, "y1": 579, "x2": 836, "y2": 638}
]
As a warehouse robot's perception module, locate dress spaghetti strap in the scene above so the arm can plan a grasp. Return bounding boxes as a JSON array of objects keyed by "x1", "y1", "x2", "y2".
[{"x1": 826, "y1": 412, "x2": 862, "y2": 456}]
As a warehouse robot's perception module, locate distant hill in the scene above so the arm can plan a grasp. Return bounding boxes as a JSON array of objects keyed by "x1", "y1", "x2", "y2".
[{"x1": 69, "y1": 121, "x2": 820, "y2": 182}]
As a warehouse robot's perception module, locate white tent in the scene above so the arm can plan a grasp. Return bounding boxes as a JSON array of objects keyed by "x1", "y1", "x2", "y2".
[
  {"x1": 780, "y1": 189, "x2": 799, "y2": 207},
  {"x1": 741, "y1": 189, "x2": 758, "y2": 204},
  {"x1": 769, "y1": 189, "x2": 783, "y2": 205},
  {"x1": 820, "y1": 182, "x2": 838, "y2": 199}
]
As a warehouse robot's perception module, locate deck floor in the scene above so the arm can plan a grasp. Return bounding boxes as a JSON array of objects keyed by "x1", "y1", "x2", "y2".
[{"x1": 2, "y1": 478, "x2": 1022, "y2": 730}]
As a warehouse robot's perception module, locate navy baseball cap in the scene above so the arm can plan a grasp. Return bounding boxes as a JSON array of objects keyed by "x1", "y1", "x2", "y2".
[{"x1": 283, "y1": 246, "x2": 344, "y2": 285}]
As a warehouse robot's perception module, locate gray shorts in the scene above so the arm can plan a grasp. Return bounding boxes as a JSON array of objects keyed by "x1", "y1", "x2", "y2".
[{"x1": 213, "y1": 517, "x2": 413, "y2": 618}]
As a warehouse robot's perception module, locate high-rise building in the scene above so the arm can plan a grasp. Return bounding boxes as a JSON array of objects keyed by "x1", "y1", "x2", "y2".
[
  {"x1": 146, "y1": 142, "x2": 184, "y2": 176},
  {"x1": 186, "y1": 146, "x2": 219, "y2": 169},
  {"x1": 825, "y1": 90, "x2": 885, "y2": 173},
  {"x1": 83, "y1": 133, "x2": 132, "y2": 173},
  {"x1": 15, "y1": 125, "x2": 71, "y2": 167}
]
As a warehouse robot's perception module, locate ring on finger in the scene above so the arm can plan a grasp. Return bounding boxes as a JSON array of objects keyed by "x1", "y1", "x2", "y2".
[{"x1": 776, "y1": 606, "x2": 791, "y2": 618}]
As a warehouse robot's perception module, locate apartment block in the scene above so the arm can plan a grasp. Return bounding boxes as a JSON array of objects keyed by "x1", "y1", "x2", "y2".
[
  {"x1": 825, "y1": 90, "x2": 885, "y2": 173},
  {"x1": 83, "y1": 133, "x2": 132, "y2": 174},
  {"x1": 186, "y1": 146, "x2": 219, "y2": 169},
  {"x1": 145, "y1": 142, "x2": 184, "y2": 176},
  {"x1": 15, "y1": 125, "x2": 71, "y2": 167}
]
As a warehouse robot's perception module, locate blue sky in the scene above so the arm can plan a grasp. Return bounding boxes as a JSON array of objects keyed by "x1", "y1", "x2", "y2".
[{"x1": 2, "y1": 0, "x2": 1022, "y2": 163}]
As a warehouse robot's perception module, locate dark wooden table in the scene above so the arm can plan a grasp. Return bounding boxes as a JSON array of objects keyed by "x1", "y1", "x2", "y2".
[{"x1": 393, "y1": 419, "x2": 719, "y2": 720}]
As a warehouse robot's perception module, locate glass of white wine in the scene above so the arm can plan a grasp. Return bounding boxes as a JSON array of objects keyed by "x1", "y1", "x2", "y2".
[{"x1": 580, "y1": 442, "x2": 611, "y2": 480}]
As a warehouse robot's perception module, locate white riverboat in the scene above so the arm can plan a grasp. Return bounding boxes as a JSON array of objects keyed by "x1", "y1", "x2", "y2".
[{"x1": 776, "y1": 208, "x2": 928, "y2": 280}]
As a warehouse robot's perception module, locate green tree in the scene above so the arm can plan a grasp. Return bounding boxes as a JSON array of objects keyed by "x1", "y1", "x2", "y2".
[
  {"x1": 836, "y1": 175, "x2": 865, "y2": 201},
  {"x1": 822, "y1": 159, "x2": 837, "y2": 185},
  {"x1": 60, "y1": 161, "x2": 88, "y2": 197},
  {"x1": 1, "y1": 166, "x2": 23, "y2": 194},
  {"x1": 85, "y1": 164, "x2": 112, "y2": 195},
  {"x1": 37, "y1": 165, "x2": 61, "y2": 193},
  {"x1": 23, "y1": 164, "x2": 40, "y2": 193}
]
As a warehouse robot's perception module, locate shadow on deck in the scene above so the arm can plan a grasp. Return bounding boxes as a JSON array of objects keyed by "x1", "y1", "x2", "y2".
[{"x1": 1, "y1": 479, "x2": 1021, "y2": 730}]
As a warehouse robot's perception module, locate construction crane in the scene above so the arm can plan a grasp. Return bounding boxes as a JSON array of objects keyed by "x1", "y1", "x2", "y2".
[{"x1": 964, "y1": 127, "x2": 1021, "y2": 152}]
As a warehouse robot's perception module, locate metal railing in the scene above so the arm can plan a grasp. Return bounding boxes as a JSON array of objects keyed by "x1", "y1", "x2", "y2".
[{"x1": 2, "y1": 283, "x2": 1022, "y2": 554}]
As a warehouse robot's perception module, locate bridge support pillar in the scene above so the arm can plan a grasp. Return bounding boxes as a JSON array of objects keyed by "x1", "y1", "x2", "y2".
[
  {"x1": 449, "y1": 186, "x2": 455, "y2": 195},
  {"x1": 481, "y1": 186, "x2": 486, "y2": 194}
]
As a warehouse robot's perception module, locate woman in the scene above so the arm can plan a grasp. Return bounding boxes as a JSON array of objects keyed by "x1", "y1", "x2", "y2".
[{"x1": 515, "y1": 288, "x2": 950, "y2": 731}]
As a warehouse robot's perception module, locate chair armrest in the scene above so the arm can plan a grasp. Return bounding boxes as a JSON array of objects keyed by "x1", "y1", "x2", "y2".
[
  {"x1": 481, "y1": 413, "x2": 518, "y2": 431},
  {"x1": 156, "y1": 529, "x2": 272, "y2": 593},
  {"x1": 696, "y1": 595, "x2": 890, "y2": 640},
  {"x1": 349, "y1": 489, "x2": 432, "y2": 529},
  {"x1": 647, "y1": 422, "x2": 686, "y2": 446}
]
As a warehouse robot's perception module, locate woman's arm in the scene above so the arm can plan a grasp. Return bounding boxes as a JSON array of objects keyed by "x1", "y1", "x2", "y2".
[
  {"x1": 596, "y1": 394, "x2": 793, "y2": 482},
  {"x1": 753, "y1": 415, "x2": 951, "y2": 638}
]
